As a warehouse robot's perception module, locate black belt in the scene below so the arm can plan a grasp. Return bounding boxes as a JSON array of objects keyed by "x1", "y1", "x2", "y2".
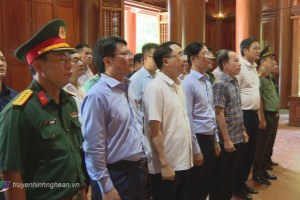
[
  {"x1": 197, "y1": 134, "x2": 215, "y2": 141},
  {"x1": 107, "y1": 159, "x2": 146, "y2": 170},
  {"x1": 243, "y1": 109, "x2": 258, "y2": 113}
]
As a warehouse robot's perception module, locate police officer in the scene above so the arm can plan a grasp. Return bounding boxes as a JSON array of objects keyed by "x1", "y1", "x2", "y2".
[
  {"x1": 252, "y1": 46, "x2": 279, "y2": 185},
  {"x1": 0, "y1": 19, "x2": 87, "y2": 200}
]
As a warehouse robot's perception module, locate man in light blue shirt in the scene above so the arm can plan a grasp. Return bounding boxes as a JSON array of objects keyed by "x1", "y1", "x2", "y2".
[
  {"x1": 182, "y1": 42, "x2": 220, "y2": 200},
  {"x1": 81, "y1": 36, "x2": 146, "y2": 200},
  {"x1": 129, "y1": 43, "x2": 159, "y2": 106}
]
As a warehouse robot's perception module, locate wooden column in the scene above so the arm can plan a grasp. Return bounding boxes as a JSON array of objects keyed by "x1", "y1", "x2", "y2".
[
  {"x1": 168, "y1": 0, "x2": 182, "y2": 43},
  {"x1": 276, "y1": 0, "x2": 292, "y2": 108},
  {"x1": 80, "y1": 0, "x2": 99, "y2": 47},
  {"x1": 235, "y1": 0, "x2": 262, "y2": 53},
  {"x1": 288, "y1": 16, "x2": 300, "y2": 126},
  {"x1": 181, "y1": 0, "x2": 206, "y2": 47},
  {"x1": 168, "y1": 0, "x2": 206, "y2": 46},
  {"x1": 124, "y1": 8, "x2": 136, "y2": 53}
]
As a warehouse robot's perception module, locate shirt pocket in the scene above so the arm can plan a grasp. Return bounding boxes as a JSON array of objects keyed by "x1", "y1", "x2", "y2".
[{"x1": 40, "y1": 125, "x2": 63, "y2": 140}]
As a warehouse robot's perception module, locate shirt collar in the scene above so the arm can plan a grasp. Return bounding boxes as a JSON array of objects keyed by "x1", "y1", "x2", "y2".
[
  {"x1": 101, "y1": 73, "x2": 130, "y2": 92},
  {"x1": 157, "y1": 72, "x2": 178, "y2": 86},
  {"x1": 222, "y1": 72, "x2": 238, "y2": 83},
  {"x1": 29, "y1": 79, "x2": 70, "y2": 106},
  {"x1": 190, "y1": 69, "x2": 208, "y2": 80},
  {"x1": 0, "y1": 84, "x2": 11, "y2": 95},
  {"x1": 140, "y1": 66, "x2": 155, "y2": 78},
  {"x1": 240, "y1": 57, "x2": 257, "y2": 68}
]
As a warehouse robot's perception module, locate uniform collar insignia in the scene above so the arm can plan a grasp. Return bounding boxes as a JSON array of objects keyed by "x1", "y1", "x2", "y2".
[{"x1": 38, "y1": 91, "x2": 48, "y2": 106}]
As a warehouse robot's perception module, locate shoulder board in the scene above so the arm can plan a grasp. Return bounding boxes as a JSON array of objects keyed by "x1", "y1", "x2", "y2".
[
  {"x1": 12, "y1": 89, "x2": 33, "y2": 106},
  {"x1": 64, "y1": 90, "x2": 76, "y2": 97}
]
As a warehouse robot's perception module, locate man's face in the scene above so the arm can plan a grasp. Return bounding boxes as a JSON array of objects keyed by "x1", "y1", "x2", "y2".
[
  {"x1": 0, "y1": 51, "x2": 7, "y2": 80},
  {"x1": 144, "y1": 48, "x2": 157, "y2": 71},
  {"x1": 70, "y1": 53, "x2": 84, "y2": 80},
  {"x1": 193, "y1": 46, "x2": 210, "y2": 70},
  {"x1": 262, "y1": 56, "x2": 277, "y2": 73},
  {"x1": 36, "y1": 52, "x2": 73, "y2": 89},
  {"x1": 109, "y1": 43, "x2": 133, "y2": 77},
  {"x1": 166, "y1": 44, "x2": 185, "y2": 77},
  {"x1": 244, "y1": 41, "x2": 260, "y2": 62},
  {"x1": 79, "y1": 47, "x2": 92, "y2": 67},
  {"x1": 225, "y1": 51, "x2": 241, "y2": 77}
]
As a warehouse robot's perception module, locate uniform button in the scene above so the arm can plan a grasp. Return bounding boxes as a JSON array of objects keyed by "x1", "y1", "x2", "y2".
[{"x1": 66, "y1": 128, "x2": 70, "y2": 132}]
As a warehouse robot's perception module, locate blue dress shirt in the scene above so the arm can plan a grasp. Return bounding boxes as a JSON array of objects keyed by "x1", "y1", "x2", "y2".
[
  {"x1": 182, "y1": 70, "x2": 219, "y2": 153},
  {"x1": 81, "y1": 74, "x2": 144, "y2": 193},
  {"x1": 0, "y1": 84, "x2": 18, "y2": 113}
]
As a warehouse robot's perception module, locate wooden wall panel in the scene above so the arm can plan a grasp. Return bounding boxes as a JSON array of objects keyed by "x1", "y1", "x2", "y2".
[
  {"x1": 262, "y1": 18, "x2": 276, "y2": 50},
  {"x1": 222, "y1": 20, "x2": 235, "y2": 51},
  {"x1": 205, "y1": 19, "x2": 216, "y2": 50},
  {"x1": 55, "y1": 4, "x2": 79, "y2": 47},
  {"x1": 0, "y1": 0, "x2": 4, "y2": 50},
  {"x1": 33, "y1": 1, "x2": 54, "y2": 32}
]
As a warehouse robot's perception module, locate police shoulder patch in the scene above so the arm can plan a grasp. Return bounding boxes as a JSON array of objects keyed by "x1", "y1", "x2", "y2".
[{"x1": 12, "y1": 89, "x2": 33, "y2": 106}]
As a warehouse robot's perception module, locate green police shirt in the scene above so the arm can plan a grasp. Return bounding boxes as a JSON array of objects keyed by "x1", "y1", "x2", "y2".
[
  {"x1": 0, "y1": 80, "x2": 85, "y2": 200},
  {"x1": 258, "y1": 69, "x2": 280, "y2": 112}
]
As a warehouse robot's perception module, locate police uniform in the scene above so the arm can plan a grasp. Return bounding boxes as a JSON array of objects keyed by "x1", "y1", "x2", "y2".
[
  {"x1": 0, "y1": 19, "x2": 85, "y2": 200},
  {"x1": 253, "y1": 46, "x2": 279, "y2": 182}
]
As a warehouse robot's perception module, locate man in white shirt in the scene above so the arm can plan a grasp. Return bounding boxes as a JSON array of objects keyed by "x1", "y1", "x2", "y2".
[
  {"x1": 76, "y1": 44, "x2": 93, "y2": 85},
  {"x1": 143, "y1": 41, "x2": 193, "y2": 200},
  {"x1": 234, "y1": 38, "x2": 261, "y2": 200}
]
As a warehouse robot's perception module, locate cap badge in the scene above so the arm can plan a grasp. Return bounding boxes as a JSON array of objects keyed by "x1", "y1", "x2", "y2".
[{"x1": 58, "y1": 26, "x2": 66, "y2": 39}]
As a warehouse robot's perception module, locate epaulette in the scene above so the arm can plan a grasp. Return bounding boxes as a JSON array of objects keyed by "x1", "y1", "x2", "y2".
[{"x1": 12, "y1": 89, "x2": 33, "y2": 106}]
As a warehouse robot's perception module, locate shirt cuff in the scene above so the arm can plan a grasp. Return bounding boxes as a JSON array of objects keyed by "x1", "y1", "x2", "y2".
[
  {"x1": 215, "y1": 133, "x2": 220, "y2": 143},
  {"x1": 98, "y1": 176, "x2": 114, "y2": 193}
]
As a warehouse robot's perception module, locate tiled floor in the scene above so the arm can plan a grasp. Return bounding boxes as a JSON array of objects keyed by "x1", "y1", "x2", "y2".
[
  {"x1": 87, "y1": 112, "x2": 300, "y2": 200},
  {"x1": 233, "y1": 113, "x2": 300, "y2": 200}
]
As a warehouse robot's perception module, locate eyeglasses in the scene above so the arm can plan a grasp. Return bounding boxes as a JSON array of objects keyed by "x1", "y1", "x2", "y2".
[
  {"x1": 166, "y1": 51, "x2": 185, "y2": 59},
  {"x1": 113, "y1": 51, "x2": 133, "y2": 58}
]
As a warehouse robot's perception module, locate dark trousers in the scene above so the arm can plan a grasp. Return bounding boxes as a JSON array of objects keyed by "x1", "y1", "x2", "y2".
[
  {"x1": 91, "y1": 160, "x2": 147, "y2": 200},
  {"x1": 186, "y1": 134, "x2": 216, "y2": 200},
  {"x1": 211, "y1": 143, "x2": 241, "y2": 200},
  {"x1": 266, "y1": 112, "x2": 279, "y2": 163},
  {"x1": 150, "y1": 169, "x2": 190, "y2": 200},
  {"x1": 234, "y1": 110, "x2": 259, "y2": 188},
  {"x1": 253, "y1": 111, "x2": 279, "y2": 176}
]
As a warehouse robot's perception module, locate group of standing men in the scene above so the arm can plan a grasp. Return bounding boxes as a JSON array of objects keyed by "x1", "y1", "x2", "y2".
[{"x1": 0, "y1": 19, "x2": 280, "y2": 200}]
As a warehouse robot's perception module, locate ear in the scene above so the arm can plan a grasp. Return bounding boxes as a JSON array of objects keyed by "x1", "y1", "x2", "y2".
[
  {"x1": 103, "y1": 57, "x2": 111, "y2": 67},
  {"x1": 32, "y1": 60, "x2": 43, "y2": 73},
  {"x1": 242, "y1": 48, "x2": 247, "y2": 55},
  {"x1": 162, "y1": 57, "x2": 169, "y2": 67}
]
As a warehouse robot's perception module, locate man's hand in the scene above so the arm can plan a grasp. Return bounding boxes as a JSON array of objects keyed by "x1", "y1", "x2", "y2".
[
  {"x1": 215, "y1": 143, "x2": 221, "y2": 157},
  {"x1": 259, "y1": 119, "x2": 266, "y2": 129},
  {"x1": 243, "y1": 131, "x2": 249, "y2": 143},
  {"x1": 103, "y1": 188, "x2": 121, "y2": 200},
  {"x1": 193, "y1": 153, "x2": 204, "y2": 166},
  {"x1": 224, "y1": 139, "x2": 236, "y2": 152},
  {"x1": 161, "y1": 163, "x2": 175, "y2": 180}
]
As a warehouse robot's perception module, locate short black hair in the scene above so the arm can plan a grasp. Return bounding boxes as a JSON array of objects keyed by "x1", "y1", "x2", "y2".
[
  {"x1": 142, "y1": 43, "x2": 159, "y2": 56},
  {"x1": 153, "y1": 41, "x2": 181, "y2": 69},
  {"x1": 240, "y1": 38, "x2": 259, "y2": 56},
  {"x1": 217, "y1": 50, "x2": 231, "y2": 71},
  {"x1": 76, "y1": 44, "x2": 91, "y2": 52},
  {"x1": 93, "y1": 36, "x2": 127, "y2": 74},
  {"x1": 134, "y1": 53, "x2": 143, "y2": 64},
  {"x1": 184, "y1": 42, "x2": 205, "y2": 66}
]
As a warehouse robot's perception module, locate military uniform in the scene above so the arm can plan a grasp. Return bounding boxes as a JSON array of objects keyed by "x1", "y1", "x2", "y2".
[
  {"x1": 0, "y1": 19, "x2": 85, "y2": 200},
  {"x1": 253, "y1": 46, "x2": 280, "y2": 181}
]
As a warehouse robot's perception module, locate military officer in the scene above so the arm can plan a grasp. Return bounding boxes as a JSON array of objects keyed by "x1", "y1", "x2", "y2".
[
  {"x1": 0, "y1": 19, "x2": 87, "y2": 200},
  {"x1": 252, "y1": 46, "x2": 279, "y2": 185}
]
